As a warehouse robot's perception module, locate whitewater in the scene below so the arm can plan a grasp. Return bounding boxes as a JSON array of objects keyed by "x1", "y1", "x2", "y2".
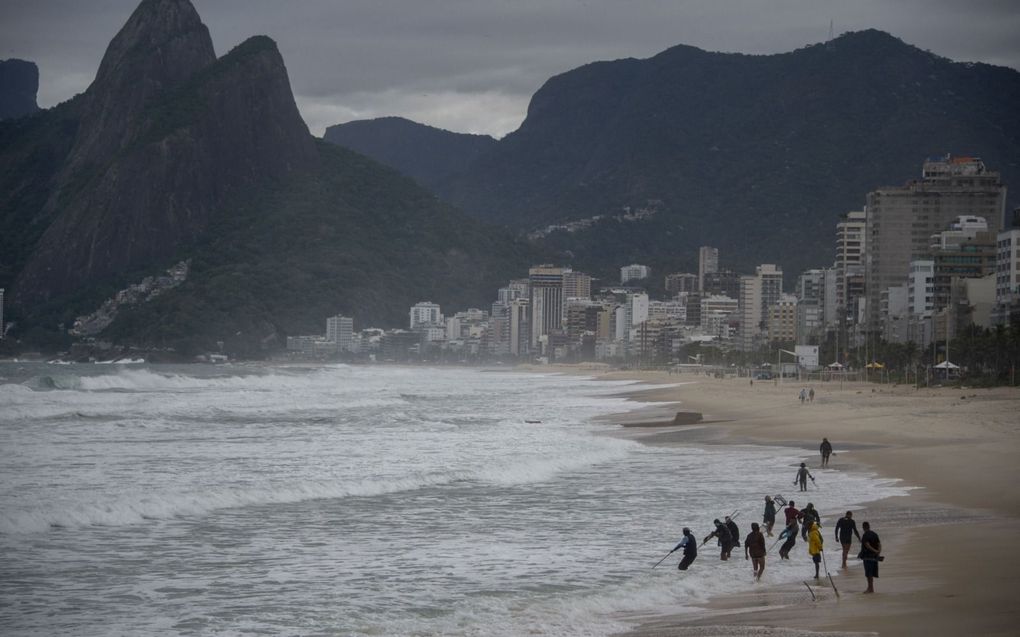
[{"x1": 0, "y1": 363, "x2": 908, "y2": 636}]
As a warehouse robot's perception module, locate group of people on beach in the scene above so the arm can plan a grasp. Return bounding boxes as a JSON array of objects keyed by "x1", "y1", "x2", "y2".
[{"x1": 667, "y1": 439, "x2": 884, "y2": 594}]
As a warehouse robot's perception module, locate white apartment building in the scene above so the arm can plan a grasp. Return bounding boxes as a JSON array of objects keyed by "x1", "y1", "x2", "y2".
[
  {"x1": 325, "y1": 314, "x2": 354, "y2": 353},
  {"x1": 907, "y1": 260, "x2": 935, "y2": 317},
  {"x1": 409, "y1": 301, "x2": 443, "y2": 329},
  {"x1": 620, "y1": 264, "x2": 651, "y2": 284},
  {"x1": 996, "y1": 227, "x2": 1020, "y2": 304}
]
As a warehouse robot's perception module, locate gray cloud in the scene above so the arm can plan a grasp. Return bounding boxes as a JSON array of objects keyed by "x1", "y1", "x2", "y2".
[{"x1": 2, "y1": 0, "x2": 1018, "y2": 137}]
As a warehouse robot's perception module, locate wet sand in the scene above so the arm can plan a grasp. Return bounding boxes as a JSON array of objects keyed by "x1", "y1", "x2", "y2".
[{"x1": 541, "y1": 366, "x2": 1020, "y2": 636}]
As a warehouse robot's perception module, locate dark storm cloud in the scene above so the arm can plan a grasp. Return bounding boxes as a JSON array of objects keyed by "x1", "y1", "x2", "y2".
[{"x1": 2, "y1": 0, "x2": 1018, "y2": 137}]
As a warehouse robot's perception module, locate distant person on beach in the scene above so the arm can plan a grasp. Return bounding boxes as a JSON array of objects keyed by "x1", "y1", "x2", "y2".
[
  {"x1": 820, "y1": 438, "x2": 833, "y2": 467},
  {"x1": 799, "y1": 503, "x2": 820, "y2": 540},
  {"x1": 763, "y1": 495, "x2": 777, "y2": 536},
  {"x1": 724, "y1": 516, "x2": 740, "y2": 557},
  {"x1": 778, "y1": 519, "x2": 798, "y2": 559},
  {"x1": 672, "y1": 527, "x2": 698, "y2": 571},
  {"x1": 799, "y1": 388, "x2": 806, "y2": 403},
  {"x1": 808, "y1": 521, "x2": 824, "y2": 579},
  {"x1": 860, "y1": 521, "x2": 882, "y2": 593},
  {"x1": 835, "y1": 511, "x2": 862, "y2": 569},
  {"x1": 703, "y1": 519, "x2": 734, "y2": 561},
  {"x1": 744, "y1": 522, "x2": 766, "y2": 581},
  {"x1": 809, "y1": 387, "x2": 815, "y2": 402},
  {"x1": 794, "y1": 462, "x2": 814, "y2": 491}
]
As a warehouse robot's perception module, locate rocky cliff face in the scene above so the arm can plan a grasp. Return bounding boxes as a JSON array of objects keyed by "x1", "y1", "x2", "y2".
[
  {"x1": 12, "y1": 2, "x2": 316, "y2": 309},
  {"x1": 0, "y1": 59, "x2": 40, "y2": 120}
]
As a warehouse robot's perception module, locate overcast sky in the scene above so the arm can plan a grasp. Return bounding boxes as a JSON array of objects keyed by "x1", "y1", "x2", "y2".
[{"x1": 2, "y1": 0, "x2": 1019, "y2": 138}]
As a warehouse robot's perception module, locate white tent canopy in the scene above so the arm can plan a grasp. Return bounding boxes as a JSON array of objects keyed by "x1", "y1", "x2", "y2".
[
  {"x1": 826, "y1": 362, "x2": 844, "y2": 369},
  {"x1": 934, "y1": 360, "x2": 960, "y2": 369}
]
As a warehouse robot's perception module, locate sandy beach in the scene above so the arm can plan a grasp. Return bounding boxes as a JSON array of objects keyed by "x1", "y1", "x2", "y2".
[{"x1": 542, "y1": 366, "x2": 1020, "y2": 636}]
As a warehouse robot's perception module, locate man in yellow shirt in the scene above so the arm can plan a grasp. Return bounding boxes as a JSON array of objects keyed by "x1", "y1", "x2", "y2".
[{"x1": 808, "y1": 521, "x2": 824, "y2": 579}]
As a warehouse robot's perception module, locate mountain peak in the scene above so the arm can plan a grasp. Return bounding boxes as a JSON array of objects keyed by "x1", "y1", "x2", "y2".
[
  {"x1": 70, "y1": 0, "x2": 215, "y2": 166},
  {"x1": 92, "y1": 0, "x2": 215, "y2": 91}
]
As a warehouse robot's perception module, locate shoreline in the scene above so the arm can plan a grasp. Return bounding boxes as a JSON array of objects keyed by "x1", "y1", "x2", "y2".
[{"x1": 544, "y1": 365, "x2": 1020, "y2": 636}]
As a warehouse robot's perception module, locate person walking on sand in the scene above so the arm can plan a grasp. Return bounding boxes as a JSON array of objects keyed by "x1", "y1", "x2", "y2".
[
  {"x1": 820, "y1": 438, "x2": 833, "y2": 467},
  {"x1": 703, "y1": 519, "x2": 734, "y2": 561},
  {"x1": 794, "y1": 462, "x2": 814, "y2": 491},
  {"x1": 672, "y1": 527, "x2": 698, "y2": 571},
  {"x1": 778, "y1": 518, "x2": 798, "y2": 559},
  {"x1": 744, "y1": 522, "x2": 767, "y2": 581},
  {"x1": 763, "y1": 495, "x2": 777, "y2": 536},
  {"x1": 807, "y1": 521, "x2": 824, "y2": 579},
  {"x1": 799, "y1": 388, "x2": 806, "y2": 404},
  {"x1": 860, "y1": 521, "x2": 882, "y2": 593},
  {"x1": 799, "y1": 503, "x2": 820, "y2": 541},
  {"x1": 809, "y1": 387, "x2": 815, "y2": 402},
  {"x1": 835, "y1": 511, "x2": 862, "y2": 569}
]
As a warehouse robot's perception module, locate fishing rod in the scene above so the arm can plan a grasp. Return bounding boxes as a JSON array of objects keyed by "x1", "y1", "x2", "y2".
[
  {"x1": 821, "y1": 545, "x2": 840, "y2": 598},
  {"x1": 651, "y1": 549, "x2": 674, "y2": 569}
]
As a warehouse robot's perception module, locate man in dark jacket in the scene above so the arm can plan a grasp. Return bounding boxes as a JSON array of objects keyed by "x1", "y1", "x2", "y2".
[
  {"x1": 820, "y1": 438, "x2": 833, "y2": 466},
  {"x1": 744, "y1": 522, "x2": 767, "y2": 581},
  {"x1": 724, "y1": 516, "x2": 740, "y2": 558},
  {"x1": 860, "y1": 521, "x2": 882, "y2": 593},
  {"x1": 799, "y1": 503, "x2": 820, "y2": 540},
  {"x1": 835, "y1": 510, "x2": 862, "y2": 568},
  {"x1": 703, "y1": 519, "x2": 734, "y2": 561},
  {"x1": 672, "y1": 527, "x2": 698, "y2": 571}
]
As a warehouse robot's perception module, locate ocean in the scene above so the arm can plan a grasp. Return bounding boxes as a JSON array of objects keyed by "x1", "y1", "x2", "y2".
[{"x1": 0, "y1": 363, "x2": 908, "y2": 636}]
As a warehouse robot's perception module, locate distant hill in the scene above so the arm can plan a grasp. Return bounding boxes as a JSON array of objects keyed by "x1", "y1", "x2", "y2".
[
  {"x1": 0, "y1": 0, "x2": 533, "y2": 355},
  {"x1": 324, "y1": 116, "x2": 497, "y2": 186},
  {"x1": 0, "y1": 58, "x2": 40, "y2": 120},
  {"x1": 333, "y1": 30, "x2": 1020, "y2": 281}
]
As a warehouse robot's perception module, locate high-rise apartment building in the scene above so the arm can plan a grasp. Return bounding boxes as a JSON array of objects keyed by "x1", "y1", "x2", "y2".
[
  {"x1": 865, "y1": 155, "x2": 1006, "y2": 329},
  {"x1": 563, "y1": 270, "x2": 592, "y2": 300},
  {"x1": 665, "y1": 273, "x2": 698, "y2": 298},
  {"x1": 326, "y1": 314, "x2": 354, "y2": 353},
  {"x1": 409, "y1": 301, "x2": 443, "y2": 330},
  {"x1": 529, "y1": 265, "x2": 570, "y2": 349},
  {"x1": 768, "y1": 294, "x2": 798, "y2": 344},
  {"x1": 698, "y1": 246, "x2": 719, "y2": 292},
  {"x1": 835, "y1": 210, "x2": 866, "y2": 323},
  {"x1": 508, "y1": 298, "x2": 530, "y2": 356},
  {"x1": 0, "y1": 287, "x2": 4, "y2": 340},
  {"x1": 737, "y1": 264, "x2": 783, "y2": 351},
  {"x1": 702, "y1": 270, "x2": 741, "y2": 299}
]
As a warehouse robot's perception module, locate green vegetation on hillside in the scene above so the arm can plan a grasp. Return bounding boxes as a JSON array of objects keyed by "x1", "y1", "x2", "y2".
[{"x1": 103, "y1": 142, "x2": 537, "y2": 356}]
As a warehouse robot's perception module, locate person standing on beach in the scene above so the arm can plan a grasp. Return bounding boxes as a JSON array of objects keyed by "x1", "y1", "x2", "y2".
[
  {"x1": 794, "y1": 462, "x2": 814, "y2": 491},
  {"x1": 744, "y1": 522, "x2": 766, "y2": 581},
  {"x1": 835, "y1": 511, "x2": 862, "y2": 569},
  {"x1": 778, "y1": 519, "x2": 799, "y2": 559},
  {"x1": 809, "y1": 387, "x2": 815, "y2": 402},
  {"x1": 799, "y1": 503, "x2": 820, "y2": 541},
  {"x1": 672, "y1": 527, "x2": 698, "y2": 571},
  {"x1": 820, "y1": 438, "x2": 833, "y2": 467},
  {"x1": 763, "y1": 495, "x2": 777, "y2": 536},
  {"x1": 799, "y1": 388, "x2": 806, "y2": 403},
  {"x1": 703, "y1": 519, "x2": 734, "y2": 561},
  {"x1": 860, "y1": 521, "x2": 882, "y2": 593},
  {"x1": 807, "y1": 521, "x2": 824, "y2": 579}
]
